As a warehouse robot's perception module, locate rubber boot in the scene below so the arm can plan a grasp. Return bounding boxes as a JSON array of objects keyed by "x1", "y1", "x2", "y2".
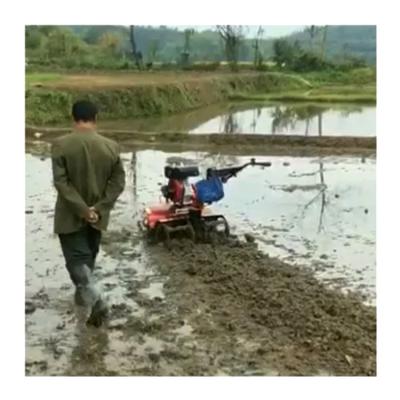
[
  {"x1": 69, "y1": 264, "x2": 109, "y2": 327},
  {"x1": 71, "y1": 264, "x2": 100, "y2": 307},
  {"x1": 86, "y1": 297, "x2": 109, "y2": 328}
]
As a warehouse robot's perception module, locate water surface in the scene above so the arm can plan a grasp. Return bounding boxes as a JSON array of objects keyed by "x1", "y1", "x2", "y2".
[{"x1": 95, "y1": 102, "x2": 376, "y2": 137}]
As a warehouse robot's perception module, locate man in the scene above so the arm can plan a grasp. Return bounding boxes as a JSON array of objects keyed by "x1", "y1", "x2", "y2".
[{"x1": 51, "y1": 100, "x2": 125, "y2": 327}]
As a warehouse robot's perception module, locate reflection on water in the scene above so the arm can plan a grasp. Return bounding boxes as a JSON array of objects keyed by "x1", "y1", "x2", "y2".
[
  {"x1": 93, "y1": 102, "x2": 375, "y2": 137},
  {"x1": 190, "y1": 104, "x2": 376, "y2": 136}
]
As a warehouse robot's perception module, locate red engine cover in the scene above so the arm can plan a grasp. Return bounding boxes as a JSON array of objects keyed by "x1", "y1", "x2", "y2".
[
  {"x1": 143, "y1": 180, "x2": 201, "y2": 230},
  {"x1": 144, "y1": 204, "x2": 174, "y2": 229},
  {"x1": 168, "y1": 179, "x2": 185, "y2": 203}
]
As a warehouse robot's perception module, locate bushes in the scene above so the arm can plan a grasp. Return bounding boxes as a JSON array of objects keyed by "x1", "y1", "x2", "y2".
[
  {"x1": 182, "y1": 62, "x2": 220, "y2": 72},
  {"x1": 291, "y1": 53, "x2": 334, "y2": 72},
  {"x1": 158, "y1": 62, "x2": 179, "y2": 70},
  {"x1": 272, "y1": 38, "x2": 354, "y2": 73},
  {"x1": 271, "y1": 37, "x2": 376, "y2": 85},
  {"x1": 26, "y1": 55, "x2": 139, "y2": 72}
]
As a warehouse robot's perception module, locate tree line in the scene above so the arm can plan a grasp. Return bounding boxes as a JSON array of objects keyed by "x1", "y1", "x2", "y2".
[{"x1": 25, "y1": 25, "x2": 376, "y2": 71}]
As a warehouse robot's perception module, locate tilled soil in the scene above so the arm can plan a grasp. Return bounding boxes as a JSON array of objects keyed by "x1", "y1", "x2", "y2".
[{"x1": 147, "y1": 238, "x2": 376, "y2": 376}]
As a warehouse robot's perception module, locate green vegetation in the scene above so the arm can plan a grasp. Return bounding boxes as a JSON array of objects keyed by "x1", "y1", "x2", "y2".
[
  {"x1": 299, "y1": 67, "x2": 376, "y2": 86},
  {"x1": 25, "y1": 26, "x2": 376, "y2": 127},
  {"x1": 230, "y1": 92, "x2": 376, "y2": 104},
  {"x1": 26, "y1": 25, "x2": 376, "y2": 72},
  {"x1": 25, "y1": 72, "x2": 311, "y2": 125},
  {"x1": 286, "y1": 25, "x2": 376, "y2": 65},
  {"x1": 26, "y1": 72, "x2": 63, "y2": 86},
  {"x1": 229, "y1": 69, "x2": 376, "y2": 104}
]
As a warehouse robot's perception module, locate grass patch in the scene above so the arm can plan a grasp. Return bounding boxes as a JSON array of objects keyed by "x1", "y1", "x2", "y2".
[
  {"x1": 230, "y1": 84, "x2": 376, "y2": 104},
  {"x1": 309, "y1": 85, "x2": 376, "y2": 95},
  {"x1": 297, "y1": 68, "x2": 376, "y2": 86},
  {"x1": 230, "y1": 92, "x2": 375, "y2": 104},
  {"x1": 26, "y1": 73, "x2": 63, "y2": 88},
  {"x1": 269, "y1": 93, "x2": 375, "y2": 103}
]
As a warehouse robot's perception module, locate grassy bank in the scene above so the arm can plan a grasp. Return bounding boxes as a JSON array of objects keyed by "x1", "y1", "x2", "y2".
[
  {"x1": 25, "y1": 68, "x2": 376, "y2": 125},
  {"x1": 25, "y1": 72, "x2": 310, "y2": 125},
  {"x1": 230, "y1": 89, "x2": 376, "y2": 104},
  {"x1": 298, "y1": 68, "x2": 376, "y2": 86},
  {"x1": 230, "y1": 68, "x2": 376, "y2": 103}
]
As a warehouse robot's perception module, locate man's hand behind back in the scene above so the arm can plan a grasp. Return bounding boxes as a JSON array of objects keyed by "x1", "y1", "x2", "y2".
[{"x1": 83, "y1": 207, "x2": 99, "y2": 224}]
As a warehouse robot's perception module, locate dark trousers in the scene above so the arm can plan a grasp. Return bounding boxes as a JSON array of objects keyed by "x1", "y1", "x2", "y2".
[{"x1": 59, "y1": 225, "x2": 102, "y2": 286}]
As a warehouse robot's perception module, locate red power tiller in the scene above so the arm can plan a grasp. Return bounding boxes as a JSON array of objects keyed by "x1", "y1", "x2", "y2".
[{"x1": 139, "y1": 158, "x2": 271, "y2": 245}]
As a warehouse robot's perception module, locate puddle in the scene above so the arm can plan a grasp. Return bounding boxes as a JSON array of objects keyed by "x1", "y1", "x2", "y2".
[{"x1": 139, "y1": 282, "x2": 165, "y2": 300}]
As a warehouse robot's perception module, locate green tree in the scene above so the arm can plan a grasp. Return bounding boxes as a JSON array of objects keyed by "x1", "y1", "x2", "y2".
[
  {"x1": 44, "y1": 28, "x2": 87, "y2": 59},
  {"x1": 319, "y1": 26, "x2": 329, "y2": 60},
  {"x1": 25, "y1": 26, "x2": 42, "y2": 50},
  {"x1": 217, "y1": 25, "x2": 245, "y2": 70},
  {"x1": 253, "y1": 26, "x2": 265, "y2": 67},
  {"x1": 147, "y1": 40, "x2": 159, "y2": 62},
  {"x1": 129, "y1": 25, "x2": 143, "y2": 69},
  {"x1": 273, "y1": 39, "x2": 298, "y2": 67},
  {"x1": 98, "y1": 32, "x2": 122, "y2": 57}
]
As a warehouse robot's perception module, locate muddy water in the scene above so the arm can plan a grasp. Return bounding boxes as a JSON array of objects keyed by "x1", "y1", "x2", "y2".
[
  {"x1": 25, "y1": 149, "x2": 375, "y2": 376},
  {"x1": 96, "y1": 103, "x2": 376, "y2": 137}
]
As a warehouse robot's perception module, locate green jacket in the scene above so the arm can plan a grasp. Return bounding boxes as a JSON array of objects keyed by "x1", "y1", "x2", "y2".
[{"x1": 51, "y1": 130, "x2": 125, "y2": 234}]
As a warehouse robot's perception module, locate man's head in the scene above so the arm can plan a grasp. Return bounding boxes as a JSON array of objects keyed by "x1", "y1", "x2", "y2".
[{"x1": 72, "y1": 100, "x2": 98, "y2": 129}]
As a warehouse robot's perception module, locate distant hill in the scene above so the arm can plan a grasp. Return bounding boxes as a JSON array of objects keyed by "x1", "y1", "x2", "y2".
[{"x1": 281, "y1": 25, "x2": 376, "y2": 64}]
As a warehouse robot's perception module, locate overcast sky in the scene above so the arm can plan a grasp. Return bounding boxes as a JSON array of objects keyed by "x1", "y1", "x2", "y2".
[{"x1": 174, "y1": 25, "x2": 306, "y2": 38}]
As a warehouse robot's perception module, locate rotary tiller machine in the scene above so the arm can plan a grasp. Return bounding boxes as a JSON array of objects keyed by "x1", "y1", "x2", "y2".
[{"x1": 139, "y1": 158, "x2": 271, "y2": 245}]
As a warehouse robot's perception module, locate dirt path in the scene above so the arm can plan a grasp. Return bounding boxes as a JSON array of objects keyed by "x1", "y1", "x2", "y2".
[
  {"x1": 27, "y1": 71, "x2": 261, "y2": 90},
  {"x1": 27, "y1": 71, "x2": 312, "y2": 91}
]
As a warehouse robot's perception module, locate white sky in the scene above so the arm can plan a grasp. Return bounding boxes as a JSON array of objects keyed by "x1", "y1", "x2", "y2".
[{"x1": 174, "y1": 25, "x2": 306, "y2": 38}]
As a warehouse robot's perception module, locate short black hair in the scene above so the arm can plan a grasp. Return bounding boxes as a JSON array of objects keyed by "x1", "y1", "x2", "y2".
[{"x1": 72, "y1": 100, "x2": 98, "y2": 122}]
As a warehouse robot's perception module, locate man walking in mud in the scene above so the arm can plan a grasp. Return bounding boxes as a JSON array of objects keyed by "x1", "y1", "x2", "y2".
[{"x1": 51, "y1": 100, "x2": 125, "y2": 327}]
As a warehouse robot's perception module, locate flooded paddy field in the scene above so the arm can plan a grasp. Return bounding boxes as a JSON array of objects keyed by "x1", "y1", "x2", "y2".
[
  {"x1": 25, "y1": 147, "x2": 376, "y2": 376},
  {"x1": 96, "y1": 102, "x2": 376, "y2": 137}
]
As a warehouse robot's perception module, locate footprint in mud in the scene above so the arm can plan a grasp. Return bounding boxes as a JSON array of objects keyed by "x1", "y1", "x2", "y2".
[{"x1": 25, "y1": 300, "x2": 36, "y2": 314}]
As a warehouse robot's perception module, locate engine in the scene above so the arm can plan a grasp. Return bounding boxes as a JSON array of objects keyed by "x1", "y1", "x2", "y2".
[{"x1": 161, "y1": 165, "x2": 200, "y2": 205}]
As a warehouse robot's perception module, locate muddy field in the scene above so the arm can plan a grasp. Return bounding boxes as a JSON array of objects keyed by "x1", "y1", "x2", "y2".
[{"x1": 25, "y1": 148, "x2": 376, "y2": 376}]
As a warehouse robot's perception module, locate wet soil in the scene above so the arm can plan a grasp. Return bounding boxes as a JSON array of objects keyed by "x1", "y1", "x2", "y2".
[
  {"x1": 145, "y1": 238, "x2": 376, "y2": 376},
  {"x1": 26, "y1": 128, "x2": 376, "y2": 159},
  {"x1": 25, "y1": 150, "x2": 375, "y2": 376}
]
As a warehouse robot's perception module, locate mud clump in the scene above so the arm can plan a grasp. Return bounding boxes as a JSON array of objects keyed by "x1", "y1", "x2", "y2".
[
  {"x1": 244, "y1": 233, "x2": 256, "y2": 243},
  {"x1": 150, "y1": 239, "x2": 376, "y2": 376},
  {"x1": 25, "y1": 300, "x2": 36, "y2": 315}
]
